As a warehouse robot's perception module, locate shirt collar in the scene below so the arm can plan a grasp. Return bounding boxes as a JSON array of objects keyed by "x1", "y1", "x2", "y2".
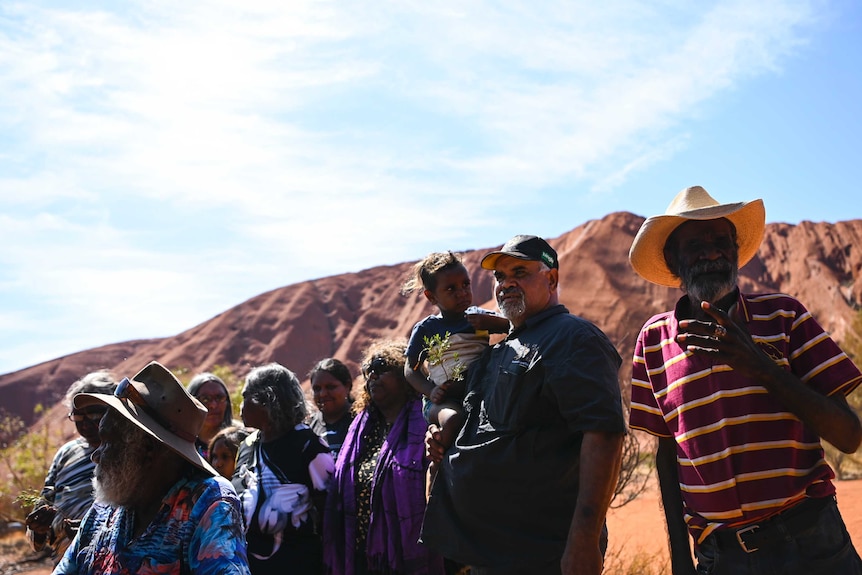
[
  {"x1": 672, "y1": 287, "x2": 747, "y2": 326},
  {"x1": 508, "y1": 304, "x2": 568, "y2": 338}
]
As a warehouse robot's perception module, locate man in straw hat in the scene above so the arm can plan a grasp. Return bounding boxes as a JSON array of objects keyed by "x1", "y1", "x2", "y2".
[
  {"x1": 422, "y1": 234, "x2": 626, "y2": 575},
  {"x1": 628, "y1": 186, "x2": 862, "y2": 574},
  {"x1": 54, "y1": 361, "x2": 251, "y2": 575}
]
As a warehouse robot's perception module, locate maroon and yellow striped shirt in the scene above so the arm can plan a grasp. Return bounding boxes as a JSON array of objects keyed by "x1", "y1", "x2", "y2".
[{"x1": 630, "y1": 292, "x2": 862, "y2": 542}]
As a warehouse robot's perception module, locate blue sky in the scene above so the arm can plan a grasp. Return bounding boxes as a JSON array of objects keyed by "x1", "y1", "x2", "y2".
[{"x1": 1, "y1": 0, "x2": 860, "y2": 375}]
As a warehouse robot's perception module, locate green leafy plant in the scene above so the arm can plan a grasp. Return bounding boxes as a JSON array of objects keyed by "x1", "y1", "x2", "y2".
[
  {"x1": 0, "y1": 406, "x2": 56, "y2": 521},
  {"x1": 422, "y1": 332, "x2": 466, "y2": 383}
]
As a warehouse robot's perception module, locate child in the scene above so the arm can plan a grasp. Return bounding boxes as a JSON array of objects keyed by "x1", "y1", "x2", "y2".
[
  {"x1": 402, "y1": 251, "x2": 509, "y2": 483},
  {"x1": 207, "y1": 425, "x2": 250, "y2": 480}
]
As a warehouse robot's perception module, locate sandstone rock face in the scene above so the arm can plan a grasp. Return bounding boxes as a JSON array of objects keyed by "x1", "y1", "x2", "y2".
[{"x1": 3, "y1": 212, "x2": 861, "y2": 427}]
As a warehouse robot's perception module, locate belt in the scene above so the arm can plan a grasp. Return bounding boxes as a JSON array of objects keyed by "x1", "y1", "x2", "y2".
[{"x1": 710, "y1": 496, "x2": 833, "y2": 554}]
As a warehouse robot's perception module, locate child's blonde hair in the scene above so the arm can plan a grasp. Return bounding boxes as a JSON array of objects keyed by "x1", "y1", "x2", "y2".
[{"x1": 400, "y1": 251, "x2": 464, "y2": 295}]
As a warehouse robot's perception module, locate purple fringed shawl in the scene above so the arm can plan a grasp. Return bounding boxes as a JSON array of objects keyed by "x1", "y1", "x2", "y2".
[{"x1": 323, "y1": 398, "x2": 444, "y2": 575}]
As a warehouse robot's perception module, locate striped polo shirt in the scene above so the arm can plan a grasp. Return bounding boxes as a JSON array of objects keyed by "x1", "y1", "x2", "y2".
[{"x1": 630, "y1": 291, "x2": 862, "y2": 542}]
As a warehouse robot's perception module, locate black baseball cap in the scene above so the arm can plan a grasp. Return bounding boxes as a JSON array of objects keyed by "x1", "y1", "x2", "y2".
[{"x1": 480, "y1": 235, "x2": 559, "y2": 270}]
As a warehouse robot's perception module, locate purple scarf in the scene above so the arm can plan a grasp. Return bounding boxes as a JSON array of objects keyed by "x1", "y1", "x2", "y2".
[{"x1": 323, "y1": 398, "x2": 444, "y2": 575}]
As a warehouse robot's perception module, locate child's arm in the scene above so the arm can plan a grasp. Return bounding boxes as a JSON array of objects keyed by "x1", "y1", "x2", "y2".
[
  {"x1": 404, "y1": 362, "x2": 435, "y2": 399},
  {"x1": 467, "y1": 313, "x2": 510, "y2": 334}
]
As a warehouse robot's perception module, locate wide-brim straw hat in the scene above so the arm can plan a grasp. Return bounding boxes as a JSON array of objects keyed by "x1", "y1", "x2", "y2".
[
  {"x1": 75, "y1": 361, "x2": 218, "y2": 476},
  {"x1": 629, "y1": 186, "x2": 765, "y2": 287}
]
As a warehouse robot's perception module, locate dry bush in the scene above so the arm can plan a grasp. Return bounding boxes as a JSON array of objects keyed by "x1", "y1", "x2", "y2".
[
  {"x1": 0, "y1": 407, "x2": 58, "y2": 523},
  {"x1": 611, "y1": 431, "x2": 653, "y2": 509},
  {"x1": 603, "y1": 546, "x2": 669, "y2": 575}
]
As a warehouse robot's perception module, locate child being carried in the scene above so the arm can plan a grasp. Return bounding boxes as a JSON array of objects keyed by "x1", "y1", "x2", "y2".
[{"x1": 401, "y1": 251, "x2": 509, "y2": 493}]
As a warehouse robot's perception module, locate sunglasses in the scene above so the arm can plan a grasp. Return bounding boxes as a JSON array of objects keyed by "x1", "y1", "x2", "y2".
[
  {"x1": 115, "y1": 377, "x2": 147, "y2": 405},
  {"x1": 363, "y1": 357, "x2": 394, "y2": 380},
  {"x1": 68, "y1": 410, "x2": 106, "y2": 422}
]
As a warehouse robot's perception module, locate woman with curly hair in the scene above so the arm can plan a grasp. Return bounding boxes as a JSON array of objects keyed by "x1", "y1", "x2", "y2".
[{"x1": 323, "y1": 339, "x2": 444, "y2": 575}]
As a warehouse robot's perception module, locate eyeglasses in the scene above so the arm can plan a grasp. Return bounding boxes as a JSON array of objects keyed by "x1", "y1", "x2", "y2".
[
  {"x1": 68, "y1": 410, "x2": 106, "y2": 422},
  {"x1": 363, "y1": 357, "x2": 393, "y2": 380},
  {"x1": 196, "y1": 395, "x2": 227, "y2": 406}
]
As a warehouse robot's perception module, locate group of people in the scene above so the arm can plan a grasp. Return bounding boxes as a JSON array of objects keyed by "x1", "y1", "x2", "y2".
[{"x1": 23, "y1": 186, "x2": 862, "y2": 575}]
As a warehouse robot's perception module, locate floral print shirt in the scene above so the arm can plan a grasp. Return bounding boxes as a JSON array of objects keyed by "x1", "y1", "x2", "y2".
[{"x1": 54, "y1": 473, "x2": 249, "y2": 575}]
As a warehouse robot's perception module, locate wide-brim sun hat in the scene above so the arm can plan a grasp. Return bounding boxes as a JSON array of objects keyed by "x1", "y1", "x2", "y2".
[
  {"x1": 629, "y1": 185, "x2": 765, "y2": 288},
  {"x1": 75, "y1": 360, "x2": 218, "y2": 476}
]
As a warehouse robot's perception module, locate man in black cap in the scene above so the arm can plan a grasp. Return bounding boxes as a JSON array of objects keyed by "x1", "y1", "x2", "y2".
[{"x1": 421, "y1": 235, "x2": 626, "y2": 575}]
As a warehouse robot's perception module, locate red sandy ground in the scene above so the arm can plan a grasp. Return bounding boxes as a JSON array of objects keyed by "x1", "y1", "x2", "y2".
[{"x1": 605, "y1": 478, "x2": 862, "y2": 570}]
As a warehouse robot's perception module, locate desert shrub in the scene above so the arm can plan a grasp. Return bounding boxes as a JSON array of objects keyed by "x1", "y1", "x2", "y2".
[
  {"x1": 612, "y1": 431, "x2": 652, "y2": 508},
  {"x1": 0, "y1": 406, "x2": 56, "y2": 522},
  {"x1": 826, "y1": 310, "x2": 862, "y2": 479},
  {"x1": 603, "y1": 546, "x2": 669, "y2": 575}
]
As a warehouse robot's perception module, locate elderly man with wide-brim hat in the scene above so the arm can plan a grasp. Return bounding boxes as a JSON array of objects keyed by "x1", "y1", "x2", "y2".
[
  {"x1": 628, "y1": 186, "x2": 862, "y2": 575},
  {"x1": 54, "y1": 361, "x2": 251, "y2": 575}
]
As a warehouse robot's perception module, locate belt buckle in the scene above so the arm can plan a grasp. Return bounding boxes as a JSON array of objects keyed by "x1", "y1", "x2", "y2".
[{"x1": 735, "y1": 524, "x2": 760, "y2": 553}]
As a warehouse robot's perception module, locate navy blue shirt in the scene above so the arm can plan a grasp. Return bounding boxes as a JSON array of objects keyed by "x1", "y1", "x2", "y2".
[{"x1": 420, "y1": 305, "x2": 625, "y2": 570}]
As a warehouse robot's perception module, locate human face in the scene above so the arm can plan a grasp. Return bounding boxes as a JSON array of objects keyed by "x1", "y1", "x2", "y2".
[
  {"x1": 209, "y1": 438, "x2": 236, "y2": 479},
  {"x1": 492, "y1": 256, "x2": 558, "y2": 327},
  {"x1": 92, "y1": 410, "x2": 150, "y2": 507},
  {"x1": 240, "y1": 384, "x2": 269, "y2": 433},
  {"x1": 311, "y1": 370, "x2": 350, "y2": 422},
  {"x1": 668, "y1": 219, "x2": 739, "y2": 304},
  {"x1": 364, "y1": 358, "x2": 408, "y2": 414},
  {"x1": 426, "y1": 264, "x2": 473, "y2": 317},
  {"x1": 195, "y1": 381, "x2": 228, "y2": 428},
  {"x1": 69, "y1": 405, "x2": 107, "y2": 445}
]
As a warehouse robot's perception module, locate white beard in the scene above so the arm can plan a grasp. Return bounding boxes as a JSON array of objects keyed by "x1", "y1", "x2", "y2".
[
  {"x1": 92, "y1": 427, "x2": 150, "y2": 507},
  {"x1": 497, "y1": 291, "x2": 526, "y2": 324}
]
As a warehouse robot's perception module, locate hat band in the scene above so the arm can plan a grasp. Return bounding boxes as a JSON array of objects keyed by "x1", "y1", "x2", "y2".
[{"x1": 114, "y1": 378, "x2": 197, "y2": 443}]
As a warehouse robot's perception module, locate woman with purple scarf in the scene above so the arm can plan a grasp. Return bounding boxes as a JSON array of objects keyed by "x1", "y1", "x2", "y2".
[{"x1": 323, "y1": 339, "x2": 445, "y2": 575}]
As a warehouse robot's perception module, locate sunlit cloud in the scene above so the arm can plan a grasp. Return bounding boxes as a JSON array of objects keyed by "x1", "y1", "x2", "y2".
[{"x1": 0, "y1": 0, "x2": 828, "y2": 372}]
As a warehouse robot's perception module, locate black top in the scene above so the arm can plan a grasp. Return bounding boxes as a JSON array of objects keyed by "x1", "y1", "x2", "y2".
[{"x1": 421, "y1": 304, "x2": 625, "y2": 569}]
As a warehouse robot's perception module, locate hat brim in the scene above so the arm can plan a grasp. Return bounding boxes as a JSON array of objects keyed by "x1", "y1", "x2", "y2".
[
  {"x1": 75, "y1": 393, "x2": 218, "y2": 476},
  {"x1": 480, "y1": 251, "x2": 537, "y2": 270},
  {"x1": 629, "y1": 199, "x2": 765, "y2": 287}
]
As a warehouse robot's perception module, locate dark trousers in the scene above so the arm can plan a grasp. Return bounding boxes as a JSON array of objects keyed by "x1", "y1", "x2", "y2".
[{"x1": 695, "y1": 496, "x2": 862, "y2": 575}]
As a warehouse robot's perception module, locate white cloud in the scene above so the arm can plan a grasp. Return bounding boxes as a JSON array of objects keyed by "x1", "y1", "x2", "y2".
[{"x1": 0, "y1": 0, "x2": 826, "y2": 373}]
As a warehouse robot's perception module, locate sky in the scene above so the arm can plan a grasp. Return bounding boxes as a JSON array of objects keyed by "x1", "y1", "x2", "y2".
[{"x1": 1, "y1": 0, "x2": 861, "y2": 376}]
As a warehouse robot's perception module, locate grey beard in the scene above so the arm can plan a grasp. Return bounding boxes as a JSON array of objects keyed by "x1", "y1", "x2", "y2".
[
  {"x1": 92, "y1": 427, "x2": 150, "y2": 507},
  {"x1": 497, "y1": 291, "x2": 526, "y2": 323},
  {"x1": 680, "y1": 259, "x2": 738, "y2": 305}
]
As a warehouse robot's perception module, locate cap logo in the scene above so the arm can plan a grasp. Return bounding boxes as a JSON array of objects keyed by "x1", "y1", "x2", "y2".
[{"x1": 541, "y1": 252, "x2": 555, "y2": 267}]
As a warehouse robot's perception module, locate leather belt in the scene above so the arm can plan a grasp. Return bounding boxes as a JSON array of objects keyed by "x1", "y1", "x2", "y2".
[{"x1": 710, "y1": 496, "x2": 833, "y2": 554}]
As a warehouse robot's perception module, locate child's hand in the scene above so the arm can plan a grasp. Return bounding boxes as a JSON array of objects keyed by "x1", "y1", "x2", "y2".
[
  {"x1": 430, "y1": 382, "x2": 450, "y2": 404},
  {"x1": 467, "y1": 313, "x2": 510, "y2": 334}
]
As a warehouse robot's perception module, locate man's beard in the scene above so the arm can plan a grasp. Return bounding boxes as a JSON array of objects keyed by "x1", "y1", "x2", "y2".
[
  {"x1": 680, "y1": 258, "x2": 738, "y2": 305},
  {"x1": 497, "y1": 289, "x2": 526, "y2": 323},
  {"x1": 92, "y1": 424, "x2": 150, "y2": 507}
]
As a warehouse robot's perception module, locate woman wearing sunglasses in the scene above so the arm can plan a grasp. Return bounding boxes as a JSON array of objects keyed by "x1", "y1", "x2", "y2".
[
  {"x1": 323, "y1": 339, "x2": 445, "y2": 575},
  {"x1": 24, "y1": 370, "x2": 117, "y2": 564},
  {"x1": 187, "y1": 371, "x2": 239, "y2": 459}
]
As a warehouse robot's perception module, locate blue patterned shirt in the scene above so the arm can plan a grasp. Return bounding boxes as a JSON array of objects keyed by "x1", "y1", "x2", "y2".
[{"x1": 54, "y1": 473, "x2": 249, "y2": 575}]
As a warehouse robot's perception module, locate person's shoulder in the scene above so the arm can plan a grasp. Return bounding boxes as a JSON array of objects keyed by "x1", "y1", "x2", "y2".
[
  {"x1": 189, "y1": 473, "x2": 239, "y2": 504},
  {"x1": 637, "y1": 309, "x2": 674, "y2": 331},
  {"x1": 743, "y1": 291, "x2": 806, "y2": 309},
  {"x1": 411, "y1": 313, "x2": 442, "y2": 329}
]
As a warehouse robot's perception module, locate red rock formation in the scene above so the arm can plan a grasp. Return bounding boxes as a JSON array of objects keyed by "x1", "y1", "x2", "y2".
[{"x1": 3, "y1": 212, "x2": 861, "y2": 428}]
